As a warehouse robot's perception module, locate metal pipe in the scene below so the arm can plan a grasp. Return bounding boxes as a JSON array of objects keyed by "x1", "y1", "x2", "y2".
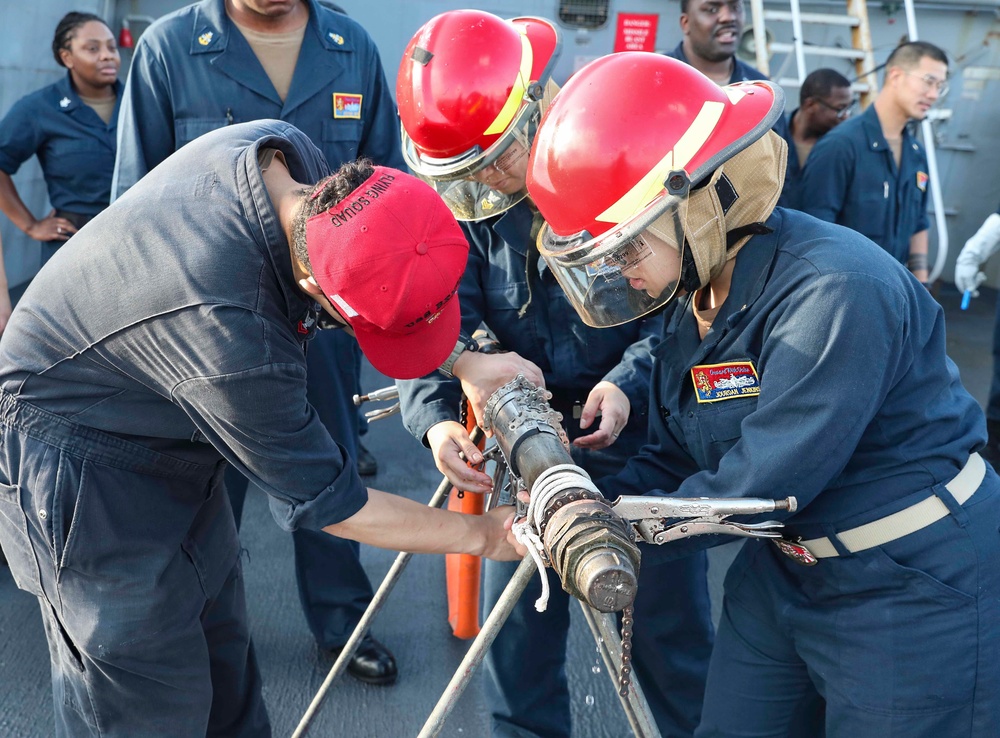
[
  {"x1": 417, "y1": 376, "x2": 795, "y2": 736},
  {"x1": 789, "y1": 0, "x2": 808, "y2": 86},
  {"x1": 543, "y1": 498, "x2": 640, "y2": 612},
  {"x1": 796, "y1": 0, "x2": 997, "y2": 11},
  {"x1": 298, "y1": 374, "x2": 650, "y2": 736},
  {"x1": 578, "y1": 603, "x2": 661, "y2": 738},
  {"x1": 769, "y1": 42, "x2": 865, "y2": 59},
  {"x1": 416, "y1": 558, "x2": 662, "y2": 738},
  {"x1": 919, "y1": 90, "x2": 951, "y2": 282},
  {"x1": 764, "y1": 10, "x2": 859, "y2": 25},
  {"x1": 750, "y1": 0, "x2": 770, "y2": 76},
  {"x1": 483, "y1": 376, "x2": 641, "y2": 612},
  {"x1": 417, "y1": 557, "x2": 537, "y2": 738},
  {"x1": 419, "y1": 376, "x2": 656, "y2": 736},
  {"x1": 902, "y1": 0, "x2": 950, "y2": 283},
  {"x1": 292, "y1": 428, "x2": 480, "y2": 738}
]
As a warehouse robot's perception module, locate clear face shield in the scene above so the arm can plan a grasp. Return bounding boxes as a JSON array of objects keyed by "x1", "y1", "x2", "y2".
[
  {"x1": 537, "y1": 187, "x2": 697, "y2": 328},
  {"x1": 402, "y1": 102, "x2": 539, "y2": 221}
]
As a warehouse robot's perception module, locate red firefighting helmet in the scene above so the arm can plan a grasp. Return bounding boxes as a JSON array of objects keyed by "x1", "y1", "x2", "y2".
[
  {"x1": 397, "y1": 10, "x2": 560, "y2": 220},
  {"x1": 526, "y1": 52, "x2": 784, "y2": 327}
]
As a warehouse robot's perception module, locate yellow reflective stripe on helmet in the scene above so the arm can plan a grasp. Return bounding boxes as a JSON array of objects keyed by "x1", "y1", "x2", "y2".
[
  {"x1": 484, "y1": 31, "x2": 533, "y2": 136},
  {"x1": 723, "y1": 86, "x2": 747, "y2": 104},
  {"x1": 596, "y1": 101, "x2": 725, "y2": 224}
]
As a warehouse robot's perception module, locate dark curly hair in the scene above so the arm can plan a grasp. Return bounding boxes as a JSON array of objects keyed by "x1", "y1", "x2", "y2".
[
  {"x1": 291, "y1": 158, "x2": 376, "y2": 273},
  {"x1": 52, "y1": 12, "x2": 108, "y2": 67}
]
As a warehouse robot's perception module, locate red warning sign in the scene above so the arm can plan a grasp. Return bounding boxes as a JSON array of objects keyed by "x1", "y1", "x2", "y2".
[{"x1": 614, "y1": 13, "x2": 659, "y2": 53}]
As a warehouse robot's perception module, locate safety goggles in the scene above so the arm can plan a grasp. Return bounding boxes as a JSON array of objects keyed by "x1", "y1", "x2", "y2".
[
  {"x1": 402, "y1": 104, "x2": 540, "y2": 221},
  {"x1": 536, "y1": 191, "x2": 694, "y2": 327}
]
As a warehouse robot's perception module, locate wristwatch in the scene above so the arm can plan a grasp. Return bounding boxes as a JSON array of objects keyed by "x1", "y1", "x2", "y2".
[{"x1": 438, "y1": 333, "x2": 479, "y2": 378}]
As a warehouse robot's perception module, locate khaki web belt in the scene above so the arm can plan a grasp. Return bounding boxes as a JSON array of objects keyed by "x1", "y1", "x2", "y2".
[{"x1": 800, "y1": 453, "x2": 986, "y2": 558}]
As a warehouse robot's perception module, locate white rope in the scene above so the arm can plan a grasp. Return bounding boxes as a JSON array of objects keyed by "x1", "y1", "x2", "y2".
[
  {"x1": 528, "y1": 464, "x2": 599, "y2": 530},
  {"x1": 512, "y1": 521, "x2": 550, "y2": 612},
  {"x1": 514, "y1": 464, "x2": 602, "y2": 612}
]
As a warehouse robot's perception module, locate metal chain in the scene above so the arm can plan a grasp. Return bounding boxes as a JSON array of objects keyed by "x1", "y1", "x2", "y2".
[
  {"x1": 618, "y1": 605, "x2": 634, "y2": 697},
  {"x1": 537, "y1": 489, "x2": 600, "y2": 537}
]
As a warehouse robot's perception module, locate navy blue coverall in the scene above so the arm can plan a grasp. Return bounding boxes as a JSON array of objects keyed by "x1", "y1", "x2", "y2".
[
  {"x1": 0, "y1": 72, "x2": 122, "y2": 263},
  {"x1": 605, "y1": 207, "x2": 1000, "y2": 737},
  {"x1": 111, "y1": 0, "x2": 406, "y2": 652},
  {"x1": 798, "y1": 103, "x2": 930, "y2": 266},
  {"x1": 0, "y1": 121, "x2": 367, "y2": 736},
  {"x1": 398, "y1": 202, "x2": 714, "y2": 738},
  {"x1": 779, "y1": 107, "x2": 804, "y2": 211}
]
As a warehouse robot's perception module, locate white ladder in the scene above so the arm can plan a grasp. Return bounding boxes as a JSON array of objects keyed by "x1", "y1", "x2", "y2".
[
  {"x1": 902, "y1": 0, "x2": 949, "y2": 282},
  {"x1": 748, "y1": 0, "x2": 950, "y2": 281},
  {"x1": 748, "y1": 0, "x2": 879, "y2": 106}
]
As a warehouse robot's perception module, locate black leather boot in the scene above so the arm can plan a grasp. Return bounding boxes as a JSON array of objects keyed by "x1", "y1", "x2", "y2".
[
  {"x1": 356, "y1": 443, "x2": 378, "y2": 477},
  {"x1": 325, "y1": 635, "x2": 397, "y2": 685}
]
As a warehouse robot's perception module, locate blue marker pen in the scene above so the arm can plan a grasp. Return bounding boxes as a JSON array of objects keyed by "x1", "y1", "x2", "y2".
[{"x1": 962, "y1": 290, "x2": 972, "y2": 310}]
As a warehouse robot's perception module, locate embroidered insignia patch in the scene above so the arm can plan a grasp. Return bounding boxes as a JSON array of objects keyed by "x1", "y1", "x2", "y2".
[
  {"x1": 328, "y1": 32, "x2": 344, "y2": 45},
  {"x1": 59, "y1": 97, "x2": 71, "y2": 108},
  {"x1": 691, "y1": 360, "x2": 760, "y2": 403},
  {"x1": 333, "y1": 93, "x2": 362, "y2": 119},
  {"x1": 198, "y1": 31, "x2": 214, "y2": 46},
  {"x1": 916, "y1": 171, "x2": 928, "y2": 192}
]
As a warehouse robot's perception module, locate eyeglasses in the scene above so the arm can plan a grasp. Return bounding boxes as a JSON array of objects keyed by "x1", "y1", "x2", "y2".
[
  {"x1": 814, "y1": 98, "x2": 858, "y2": 119},
  {"x1": 905, "y1": 72, "x2": 949, "y2": 97}
]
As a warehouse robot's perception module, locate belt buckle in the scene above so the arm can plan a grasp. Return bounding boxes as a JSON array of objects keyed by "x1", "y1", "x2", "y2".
[{"x1": 772, "y1": 538, "x2": 818, "y2": 566}]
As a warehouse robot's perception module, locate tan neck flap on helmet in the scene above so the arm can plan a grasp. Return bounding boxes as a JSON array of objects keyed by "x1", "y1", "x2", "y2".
[
  {"x1": 681, "y1": 130, "x2": 788, "y2": 290},
  {"x1": 539, "y1": 79, "x2": 560, "y2": 118}
]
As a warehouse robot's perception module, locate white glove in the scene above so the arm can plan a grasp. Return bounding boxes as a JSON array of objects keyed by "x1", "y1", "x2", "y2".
[{"x1": 955, "y1": 212, "x2": 1000, "y2": 295}]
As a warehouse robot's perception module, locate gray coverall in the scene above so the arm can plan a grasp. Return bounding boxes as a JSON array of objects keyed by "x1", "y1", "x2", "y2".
[{"x1": 0, "y1": 120, "x2": 365, "y2": 736}]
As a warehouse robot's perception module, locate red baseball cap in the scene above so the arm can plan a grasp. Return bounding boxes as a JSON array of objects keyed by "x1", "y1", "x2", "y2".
[{"x1": 305, "y1": 166, "x2": 469, "y2": 379}]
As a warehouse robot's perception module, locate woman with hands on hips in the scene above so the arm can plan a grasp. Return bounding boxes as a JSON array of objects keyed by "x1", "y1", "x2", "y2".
[{"x1": 0, "y1": 11, "x2": 121, "y2": 294}]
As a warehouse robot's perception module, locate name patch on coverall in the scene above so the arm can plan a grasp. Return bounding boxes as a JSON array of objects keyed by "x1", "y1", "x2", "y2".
[
  {"x1": 333, "y1": 93, "x2": 362, "y2": 119},
  {"x1": 691, "y1": 361, "x2": 760, "y2": 403}
]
